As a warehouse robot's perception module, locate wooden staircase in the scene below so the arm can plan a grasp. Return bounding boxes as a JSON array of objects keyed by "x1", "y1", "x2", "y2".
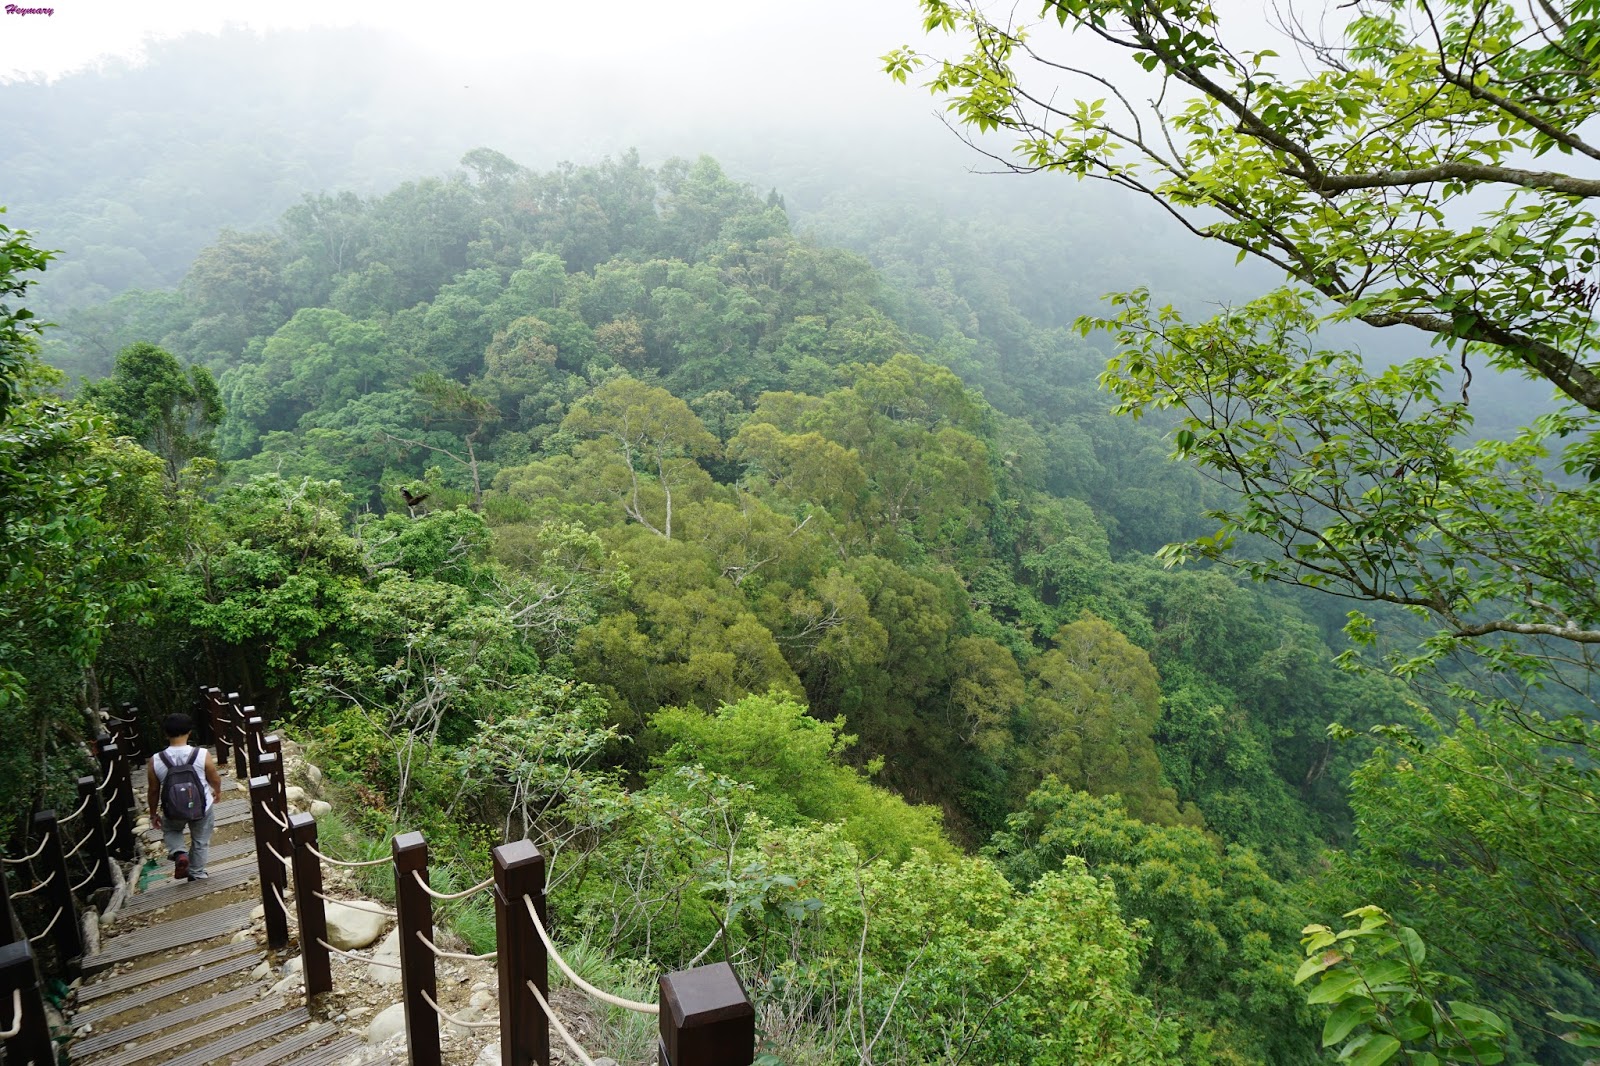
[{"x1": 65, "y1": 778, "x2": 388, "y2": 1066}]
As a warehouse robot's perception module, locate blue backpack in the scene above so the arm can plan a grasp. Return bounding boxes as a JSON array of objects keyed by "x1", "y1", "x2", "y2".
[{"x1": 159, "y1": 749, "x2": 206, "y2": 821}]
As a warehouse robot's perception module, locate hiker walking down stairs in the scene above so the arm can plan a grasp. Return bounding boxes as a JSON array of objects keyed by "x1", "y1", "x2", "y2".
[{"x1": 146, "y1": 713, "x2": 222, "y2": 881}]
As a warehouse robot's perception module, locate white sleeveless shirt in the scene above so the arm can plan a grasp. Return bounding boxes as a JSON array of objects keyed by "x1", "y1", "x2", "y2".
[{"x1": 151, "y1": 745, "x2": 216, "y2": 812}]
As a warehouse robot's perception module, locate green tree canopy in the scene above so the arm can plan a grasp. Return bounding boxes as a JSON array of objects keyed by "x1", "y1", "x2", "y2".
[{"x1": 81, "y1": 341, "x2": 223, "y2": 479}]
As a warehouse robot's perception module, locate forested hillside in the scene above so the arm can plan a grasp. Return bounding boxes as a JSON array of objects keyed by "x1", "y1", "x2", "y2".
[{"x1": 5, "y1": 4, "x2": 1599, "y2": 1061}]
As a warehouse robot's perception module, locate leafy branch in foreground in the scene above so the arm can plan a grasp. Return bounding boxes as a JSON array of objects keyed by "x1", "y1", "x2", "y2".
[
  {"x1": 1086, "y1": 286, "x2": 1600, "y2": 717},
  {"x1": 1297, "y1": 906, "x2": 1523, "y2": 1065}
]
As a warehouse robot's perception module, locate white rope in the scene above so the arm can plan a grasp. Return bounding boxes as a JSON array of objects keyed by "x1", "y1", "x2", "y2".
[
  {"x1": 270, "y1": 882, "x2": 295, "y2": 918},
  {"x1": 26, "y1": 907, "x2": 62, "y2": 944},
  {"x1": 96, "y1": 765, "x2": 116, "y2": 792},
  {"x1": 2, "y1": 834, "x2": 50, "y2": 865},
  {"x1": 416, "y1": 930, "x2": 497, "y2": 962},
  {"x1": 63, "y1": 830, "x2": 92, "y2": 859},
  {"x1": 411, "y1": 870, "x2": 493, "y2": 901},
  {"x1": 421, "y1": 989, "x2": 500, "y2": 1030},
  {"x1": 58, "y1": 793, "x2": 93, "y2": 825},
  {"x1": 522, "y1": 895, "x2": 658, "y2": 1015},
  {"x1": 259, "y1": 805, "x2": 288, "y2": 830},
  {"x1": 306, "y1": 845, "x2": 390, "y2": 869},
  {"x1": 71, "y1": 859, "x2": 102, "y2": 893},
  {"x1": 11, "y1": 871, "x2": 55, "y2": 898},
  {"x1": 527, "y1": 979, "x2": 597, "y2": 1066},
  {"x1": 108, "y1": 815, "x2": 124, "y2": 839},
  {"x1": 313, "y1": 892, "x2": 396, "y2": 917},
  {"x1": 265, "y1": 843, "x2": 293, "y2": 870},
  {"x1": 317, "y1": 939, "x2": 402, "y2": 969},
  {"x1": 0, "y1": 988, "x2": 21, "y2": 1039}
]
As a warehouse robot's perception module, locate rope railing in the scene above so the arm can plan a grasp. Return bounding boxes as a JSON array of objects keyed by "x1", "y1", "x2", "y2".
[
  {"x1": 420, "y1": 989, "x2": 500, "y2": 1030},
  {"x1": 70, "y1": 859, "x2": 102, "y2": 893},
  {"x1": 265, "y1": 842, "x2": 293, "y2": 870},
  {"x1": 2, "y1": 834, "x2": 50, "y2": 866},
  {"x1": 10, "y1": 871, "x2": 55, "y2": 899},
  {"x1": 305, "y1": 844, "x2": 390, "y2": 868},
  {"x1": 312, "y1": 891, "x2": 397, "y2": 918},
  {"x1": 411, "y1": 870, "x2": 493, "y2": 901},
  {"x1": 316, "y1": 939, "x2": 402, "y2": 969},
  {"x1": 0, "y1": 988, "x2": 21, "y2": 1040},
  {"x1": 522, "y1": 894, "x2": 658, "y2": 1015},
  {"x1": 271, "y1": 882, "x2": 291, "y2": 914},
  {"x1": 260, "y1": 805, "x2": 288, "y2": 830},
  {"x1": 527, "y1": 978, "x2": 598, "y2": 1066},
  {"x1": 26, "y1": 907, "x2": 62, "y2": 945},
  {"x1": 107, "y1": 815, "x2": 124, "y2": 840},
  {"x1": 96, "y1": 764, "x2": 116, "y2": 793},
  {"x1": 63, "y1": 830, "x2": 92, "y2": 860},
  {"x1": 57, "y1": 792, "x2": 93, "y2": 825},
  {"x1": 416, "y1": 930, "x2": 497, "y2": 963}
]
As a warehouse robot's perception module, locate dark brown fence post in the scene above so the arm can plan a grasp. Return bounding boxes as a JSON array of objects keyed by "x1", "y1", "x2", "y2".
[
  {"x1": 0, "y1": 940, "x2": 55, "y2": 1066},
  {"x1": 0, "y1": 845, "x2": 17, "y2": 948},
  {"x1": 206, "y1": 687, "x2": 232, "y2": 767},
  {"x1": 245, "y1": 713, "x2": 264, "y2": 778},
  {"x1": 115, "y1": 704, "x2": 143, "y2": 760},
  {"x1": 658, "y1": 963, "x2": 755, "y2": 1066},
  {"x1": 249, "y1": 775, "x2": 290, "y2": 950},
  {"x1": 393, "y1": 832, "x2": 440, "y2": 1066},
  {"x1": 96, "y1": 742, "x2": 135, "y2": 861},
  {"x1": 494, "y1": 840, "x2": 548, "y2": 1066},
  {"x1": 73, "y1": 776, "x2": 115, "y2": 899},
  {"x1": 262, "y1": 733, "x2": 289, "y2": 815},
  {"x1": 288, "y1": 813, "x2": 332, "y2": 998},
  {"x1": 30, "y1": 811, "x2": 82, "y2": 969},
  {"x1": 109, "y1": 742, "x2": 137, "y2": 857},
  {"x1": 228, "y1": 694, "x2": 248, "y2": 779}
]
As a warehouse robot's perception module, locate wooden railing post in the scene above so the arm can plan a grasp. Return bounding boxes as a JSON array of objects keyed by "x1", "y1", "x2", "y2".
[
  {"x1": 73, "y1": 776, "x2": 115, "y2": 899},
  {"x1": 114, "y1": 704, "x2": 143, "y2": 760},
  {"x1": 248, "y1": 775, "x2": 290, "y2": 950},
  {"x1": 112, "y1": 742, "x2": 138, "y2": 860},
  {"x1": 94, "y1": 742, "x2": 135, "y2": 862},
  {"x1": 31, "y1": 811, "x2": 82, "y2": 970},
  {"x1": 206, "y1": 687, "x2": 232, "y2": 767},
  {"x1": 288, "y1": 813, "x2": 332, "y2": 998},
  {"x1": 228, "y1": 694, "x2": 249, "y2": 779},
  {"x1": 393, "y1": 832, "x2": 440, "y2": 1066},
  {"x1": 0, "y1": 843, "x2": 17, "y2": 948},
  {"x1": 245, "y1": 713, "x2": 264, "y2": 778},
  {"x1": 0, "y1": 940, "x2": 55, "y2": 1066},
  {"x1": 658, "y1": 963, "x2": 755, "y2": 1066},
  {"x1": 262, "y1": 733, "x2": 289, "y2": 815},
  {"x1": 493, "y1": 840, "x2": 548, "y2": 1066}
]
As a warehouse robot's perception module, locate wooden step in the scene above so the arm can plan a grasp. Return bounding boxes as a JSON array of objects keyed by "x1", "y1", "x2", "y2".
[
  {"x1": 163, "y1": 1006, "x2": 312, "y2": 1066},
  {"x1": 229, "y1": 1022, "x2": 345, "y2": 1066},
  {"x1": 142, "y1": 798, "x2": 250, "y2": 843},
  {"x1": 84, "y1": 899, "x2": 256, "y2": 972},
  {"x1": 72, "y1": 949, "x2": 263, "y2": 1026},
  {"x1": 278, "y1": 1032, "x2": 364, "y2": 1066},
  {"x1": 118, "y1": 863, "x2": 257, "y2": 918},
  {"x1": 77, "y1": 938, "x2": 258, "y2": 1003},
  {"x1": 85, "y1": 991, "x2": 284, "y2": 1066},
  {"x1": 70, "y1": 982, "x2": 267, "y2": 1058}
]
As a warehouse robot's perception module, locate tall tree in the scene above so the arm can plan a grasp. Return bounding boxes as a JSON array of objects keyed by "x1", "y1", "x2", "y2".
[
  {"x1": 892, "y1": 0, "x2": 1600, "y2": 1038},
  {"x1": 82, "y1": 341, "x2": 223, "y2": 480}
]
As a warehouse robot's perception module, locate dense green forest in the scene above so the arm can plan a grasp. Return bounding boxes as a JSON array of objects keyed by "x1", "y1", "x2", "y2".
[{"x1": 5, "y1": 4, "x2": 1600, "y2": 1063}]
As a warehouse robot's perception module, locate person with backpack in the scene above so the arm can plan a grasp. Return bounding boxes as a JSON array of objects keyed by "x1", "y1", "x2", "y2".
[{"x1": 145, "y1": 713, "x2": 223, "y2": 881}]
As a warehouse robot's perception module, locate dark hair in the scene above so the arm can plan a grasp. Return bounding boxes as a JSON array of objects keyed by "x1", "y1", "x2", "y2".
[{"x1": 163, "y1": 713, "x2": 194, "y2": 739}]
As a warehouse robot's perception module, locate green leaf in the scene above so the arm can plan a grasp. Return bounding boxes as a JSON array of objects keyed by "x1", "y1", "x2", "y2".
[
  {"x1": 1323, "y1": 998, "x2": 1375, "y2": 1046},
  {"x1": 1397, "y1": 925, "x2": 1424, "y2": 965},
  {"x1": 1309, "y1": 970, "x2": 1363, "y2": 1005},
  {"x1": 1341, "y1": 1033, "x2": 1401, "y2": 1066}
]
